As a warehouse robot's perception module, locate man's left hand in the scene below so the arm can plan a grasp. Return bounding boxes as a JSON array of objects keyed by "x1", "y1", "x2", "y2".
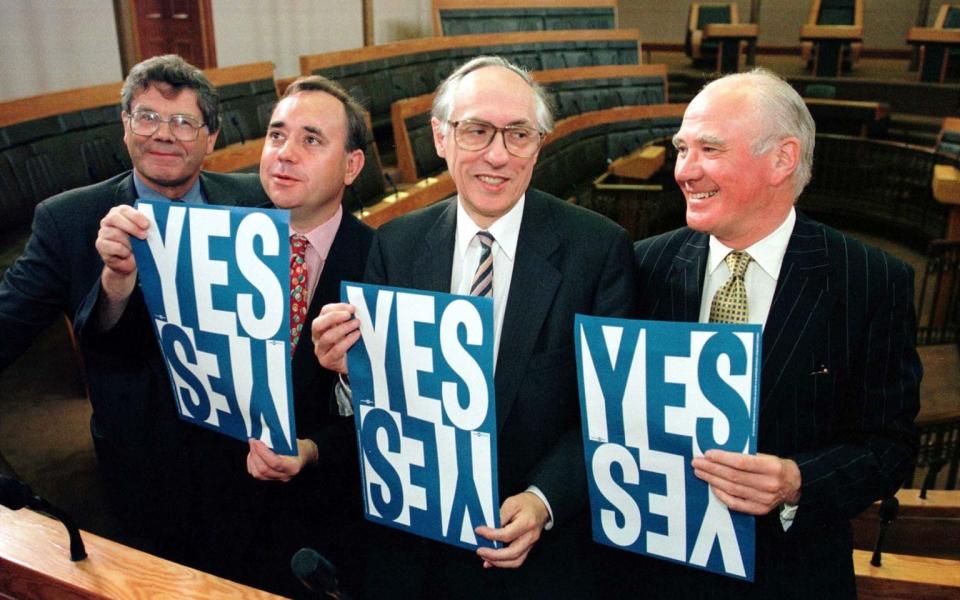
[
  {"x1": 474, "y1": 492, "x2": 549, "y2": 569},
  {"x1": 692, "y1": 450, "x2": 801, "y2": 515},
  {"x1": 246, "y1": 438, "x2": 318, "y2": 482}
]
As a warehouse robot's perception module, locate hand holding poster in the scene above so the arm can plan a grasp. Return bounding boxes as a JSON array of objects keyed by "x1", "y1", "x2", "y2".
[
  {"x1": 575, "y1": 316, "x2": 761, "y2": 580},
  {"x1": 132, "y1": 199, "x2": 297, "y2": 455},
  {"x1": 343, "y1": 281, "x2": 501, "y2": 550}
]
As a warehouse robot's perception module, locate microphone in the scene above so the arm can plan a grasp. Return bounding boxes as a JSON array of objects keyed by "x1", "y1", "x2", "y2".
[
  {"x1": 0, "y1": 475, "x2": 87, "y2": 561},
  {"x1": 870, "y1": 495, "x2": 899, "y2": 567},
  {"x1": 920, "y1": 457, "x2": 946, "y2": 499},
  {"x1": 383, "y1": 170, "x2": 400, "y2": 201},
  {"x1": 291, "y1": 547, "x2": 347, "y2": 599}
]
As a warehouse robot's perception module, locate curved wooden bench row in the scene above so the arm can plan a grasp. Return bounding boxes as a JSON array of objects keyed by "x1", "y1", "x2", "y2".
[
  {"x1": 801, "y1": 134, "x2": 950, "y2": 248},
  {"x1": 391, "y1": 64, "x2": 670, "y2": 183},
  {"x1": 299, "y1": 29, "x2": 642, "y2": 133},
  {"x1": 0, "y1": 505, "x2": 283, "y2": 599},
  {"x1": 432, "y1": 0, "x2": 618, "y2": 36},
  {"x1": 0, "y1": 62, "x2": 281, "y2": 235},
  {"x1": 362, "y1": 104, "x2": 686, "y2": 234}
]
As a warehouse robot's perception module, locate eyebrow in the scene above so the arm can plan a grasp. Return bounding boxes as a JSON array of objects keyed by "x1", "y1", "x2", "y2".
[{"x1": 672, "y1": 132, "x2": 727, "y2": 148}]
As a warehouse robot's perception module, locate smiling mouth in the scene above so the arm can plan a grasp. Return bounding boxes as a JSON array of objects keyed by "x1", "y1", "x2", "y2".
[
  {"x1": 688, "y1": 190, "x2": 718, "y2": 200},
  {"x1": 477, "y1": 175, "x2": 507, "y2": 185}
]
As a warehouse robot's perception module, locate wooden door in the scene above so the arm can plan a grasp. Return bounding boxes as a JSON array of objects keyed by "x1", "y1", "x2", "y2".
[{"x1": 130, "y1": 0, "x2": 216, "y2": 69}]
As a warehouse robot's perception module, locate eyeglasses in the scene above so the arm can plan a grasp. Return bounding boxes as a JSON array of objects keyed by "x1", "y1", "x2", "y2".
[
  {"x1": 127, "y1": 110, "x2": 206, "y2": 141},
  {"x1": 449, "y1": 120, "x2": 543, "y2": 158}
]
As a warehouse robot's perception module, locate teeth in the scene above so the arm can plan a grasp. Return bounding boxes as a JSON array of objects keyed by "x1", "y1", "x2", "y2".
[
  {"x1": 478, "y1": 175, "x2": 505, "y2": 184},
  {"x1": 689, "y1": 191, "x2": 718, "y2": 200}
]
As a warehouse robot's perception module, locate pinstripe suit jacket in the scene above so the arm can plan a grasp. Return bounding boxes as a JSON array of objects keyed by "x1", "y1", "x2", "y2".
[{"x1": 628, "y1": 212, "x2": 921, "y2": 599}]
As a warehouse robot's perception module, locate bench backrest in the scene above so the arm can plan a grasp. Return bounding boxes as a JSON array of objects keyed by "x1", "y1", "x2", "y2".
[
  {"x1": 433, "y1": 0, "x2": 617, "y2": 36},
  {"x1": 300, "y1": 29, "x2": 641, "y2": 133}
]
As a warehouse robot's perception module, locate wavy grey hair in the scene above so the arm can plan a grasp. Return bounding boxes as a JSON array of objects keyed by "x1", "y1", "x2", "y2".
[{"x1": 121, "y1": 54, "x2": 220, "y2": 133}]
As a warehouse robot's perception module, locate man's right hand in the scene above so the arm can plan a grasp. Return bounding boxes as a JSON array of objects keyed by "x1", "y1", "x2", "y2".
[
  {"x1": 311, "y1": 303, "x2": 360, "y2": 375},
  {"x1": 94, "y1": 205, "x2": 150, "y2": 327}
]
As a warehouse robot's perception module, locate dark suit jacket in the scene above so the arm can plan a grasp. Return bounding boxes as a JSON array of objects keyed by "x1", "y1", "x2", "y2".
[
  {"x1": 622, "y1": 212, "x2": 921, "y2": 599},
  {"x1": 363, "y1": 189, "x2": 636, "y2": 599},
  {"x1": 202, "y1": 210, "x2": 373, "y2": 596},
  {"x1": 0, "y1": 170, "x2": 268, "y2": 561}
]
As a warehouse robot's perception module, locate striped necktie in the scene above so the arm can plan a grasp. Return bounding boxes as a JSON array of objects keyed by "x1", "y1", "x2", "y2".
[
  {"x1": 709, "y1": 250, "x2": 752, "y2": 324},
  {"x1": 470, "y1": 231, "x2": 495, "y2": 298}
]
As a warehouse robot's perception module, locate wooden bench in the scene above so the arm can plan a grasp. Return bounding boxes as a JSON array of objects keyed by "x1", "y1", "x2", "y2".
[
  {"x1": 852, "y1": 489, "x2": 960, "y2": 560},
  {"x1": 0, "y1": 81, "x2": 128, "y2": 234},
  {"x1": 0, "y1": 505, "x2": 283, "y2": 599},
  {"x1": 908, "y1": 4, "x2": 960, "y2": 84},
  {"x1": 803, "y1": 97, "x2": 889, "y2": 137},
  {"x1": 299, "y1": 29, "x2": 642, "y2": 140},
  {"x1": 432, "y1": 0, "x2": 618, "y2": 36},
  {"x1": 391, "y1": 64, "x2": 669, "y2": 183},
  {"x1": 854, "y1": 549, "x2": 960, "y2": 599}
]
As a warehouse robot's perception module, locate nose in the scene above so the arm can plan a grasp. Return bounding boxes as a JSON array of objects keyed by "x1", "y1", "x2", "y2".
[
  {"x1": 151, "y1": 120, "x2": 177, "y2": 142},
  {"x1": 277, "y1": 138, "x2": 297, "y2": 163},
  {"x1": 674, "y1": 149, "x2": 701, "y2": 184},
  {"x1": 482, "y1": 130, "x2": 510, "y2": 166}
]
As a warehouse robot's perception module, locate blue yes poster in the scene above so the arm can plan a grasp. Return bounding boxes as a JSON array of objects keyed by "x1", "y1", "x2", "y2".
[
  {"x1": 575, "y1": 316, "x2": 761, "y2": 580},
  {"x1": 343, "y1": 281, "x2": 500, "y2": 550},
  {"x1": 132, "y1": 199, "x2": 297, "y2": 455}
]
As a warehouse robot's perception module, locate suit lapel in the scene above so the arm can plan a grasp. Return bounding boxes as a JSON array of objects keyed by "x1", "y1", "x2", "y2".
[
  {"x1": 198, "y1": 173, "x2": 239, "y2": 206},
  {"x1": 668, "y1": 231, "x2": 708, "y2": 322},
  {"x1": 411, "y1": 199, "x2": 457, "y2": 293},
  {"x1": 494, "y1": 192, "x2": 562, "y2": 429},
  {"x1": 759, "y1": 214, "x2": 834, "y2": 413}
]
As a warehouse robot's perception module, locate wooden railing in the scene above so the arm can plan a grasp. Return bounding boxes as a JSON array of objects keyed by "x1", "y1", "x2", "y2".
[{"x1": 0, "y1": 505, "x2": 283, "y2": 599}]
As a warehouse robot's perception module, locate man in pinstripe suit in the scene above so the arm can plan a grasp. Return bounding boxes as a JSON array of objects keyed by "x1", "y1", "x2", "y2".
[{"x1": 624, "y1": 69, "x2": 921, "y2": 598}]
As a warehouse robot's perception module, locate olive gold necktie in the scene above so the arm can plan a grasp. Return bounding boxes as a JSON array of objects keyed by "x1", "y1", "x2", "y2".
[{"x1": 709, "y1": 250, "x2": 752, "y2": 324}]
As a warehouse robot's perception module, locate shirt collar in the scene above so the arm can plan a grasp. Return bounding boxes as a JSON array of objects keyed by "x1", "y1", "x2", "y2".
[
  {"x1": 291, "y1": 204, "x2": 342, "y2": 261},
  {"x1": 707, "y1": 207, "x2": 796, "y2": 279},
  {"x1": 454, "y1": 194, "x2": 524, "y2": 261},
  {"x1": 132, "y1": 170, "x2": 204, "y2": 203}
]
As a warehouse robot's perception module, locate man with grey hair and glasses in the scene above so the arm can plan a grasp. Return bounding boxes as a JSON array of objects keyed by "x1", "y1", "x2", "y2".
[
  {"x1": 312, "y1": 55, "x2": 636, "y2": 598},
  {"x1": 622, "y1": 68, "x2": 920, "y2": 598},
  {"x1": 0, "y1": 54, "x2": 268, "y2": 567}
]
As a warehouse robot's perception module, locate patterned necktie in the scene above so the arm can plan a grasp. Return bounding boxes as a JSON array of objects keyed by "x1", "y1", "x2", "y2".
[
  {"x1": 289, "y1": 234, "x2": 309, "y2": 355},
  {"x1": 709, "y1": 250, "x2": 752, "y2": 324},
  {"x1": 470, "y1": 231, "x2": 495, "y2": 298}
]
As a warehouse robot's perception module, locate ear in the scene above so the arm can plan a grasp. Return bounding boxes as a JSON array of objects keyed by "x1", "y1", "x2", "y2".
[
  {"x1": 343, "y1": 148, "x2": 366, "y2": 186},
  {"x1": 204, "y1": 128, "x2": 219, "y2": 155},
  {"x1": 431, "y1": 117, "x2": 447, "y2": 158},
  {"x1": 769, "y1": 136, "x2": 800, "y2": 187}
]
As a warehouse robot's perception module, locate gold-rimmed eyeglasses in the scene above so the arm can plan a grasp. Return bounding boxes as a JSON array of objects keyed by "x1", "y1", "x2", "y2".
[
  {"x1": 449, "y1": 119, "x2": 543, "y2": 158},
  {"x1": 127, "y1": 110, "x2": 206, "y2": 141}
]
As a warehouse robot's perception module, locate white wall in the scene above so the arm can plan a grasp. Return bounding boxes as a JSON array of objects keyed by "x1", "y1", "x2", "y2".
[
  {"x1": 212, "y1": 0, "x2": 363, "y2": 81},
  {"x1": 373, "y1": 0, "x2": 432, "y2": 43},
  {"x1": 0, "y1": 0, "x2": 123, "y2": 102}
]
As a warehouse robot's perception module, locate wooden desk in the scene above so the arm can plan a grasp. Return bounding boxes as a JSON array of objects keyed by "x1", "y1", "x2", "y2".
[
  {"x1": 854, "y1": 549, "x2": 960, "y2": 599},
  {"x1": 803, "y1": 98, "x2": 889, "y2": 137},
  {"x1": 0, "y1": 505, "x2": 283, "y2": 599},
  {"x1": 703, "y1": 23, "x2": 758, "y2": 73},
  {"x1": 907, "y1": 27, "x2": 960, "y2": 83},
  {"x1": 800, "y1": 24, "x2": 863, "y2": 77}
]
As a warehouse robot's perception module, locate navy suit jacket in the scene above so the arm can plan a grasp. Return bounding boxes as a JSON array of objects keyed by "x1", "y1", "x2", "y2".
[
  {"x1": 0, "y1": 170, "x2": 268, "y2": 557},
  {"x1": 627, "y1": 212, "x2": 921, "y2": 599},
  {"x1": 362, "y1": 188, "x2": 636, "y2": 598}
]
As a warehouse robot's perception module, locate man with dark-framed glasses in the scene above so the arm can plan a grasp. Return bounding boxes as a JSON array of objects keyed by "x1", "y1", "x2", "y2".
[
  {"x1": 0, "y1": 54, "x2": 268, "y2": 571},
  {"x1": 312, "y1": 55, "x2": 636, "y2": 599}
]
